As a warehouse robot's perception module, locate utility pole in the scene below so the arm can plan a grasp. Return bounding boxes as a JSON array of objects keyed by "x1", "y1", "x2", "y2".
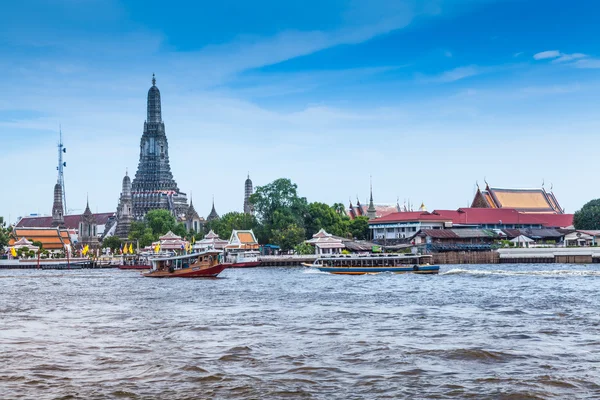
[{"x1": 57, "y1": 127, "x2": 67, "y2": 214}]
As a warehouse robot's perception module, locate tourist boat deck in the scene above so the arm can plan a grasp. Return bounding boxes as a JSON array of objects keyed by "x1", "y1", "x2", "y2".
[
  {"x1": 225, "y1": 250, "x2": 261, "y2": 268},
  {"x1": 143, "y1": 249, "x2": 228, "y2": 278},
  {"x1": 303, "y1": 253, "x2": 440, "y2": 275}
]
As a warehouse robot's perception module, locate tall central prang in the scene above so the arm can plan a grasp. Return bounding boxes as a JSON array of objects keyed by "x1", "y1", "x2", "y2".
[{"x1": 131, "y1": 74, "x2": 188, "y2": 219}]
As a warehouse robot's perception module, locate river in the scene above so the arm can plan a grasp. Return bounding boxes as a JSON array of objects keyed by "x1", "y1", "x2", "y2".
[{"x1": 1, "y1": 264, "x2": 599, "y2": 399}]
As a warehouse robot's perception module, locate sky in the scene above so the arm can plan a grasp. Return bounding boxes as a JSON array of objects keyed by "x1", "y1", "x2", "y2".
[{"x1": 1, "y1": 0, "x2": 599, "y2": 223}]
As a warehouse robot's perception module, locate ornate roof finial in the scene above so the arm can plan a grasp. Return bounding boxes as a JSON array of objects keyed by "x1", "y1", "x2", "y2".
[
  {"x1": 152, "y1": 73, "x2": 156, "y2": 86},
  {"x1": 125, "y1": 167, "x2": 128, "y2": 177},
  {"x1": 542, "y1": 179, "x2": 545, "y2": 189}
]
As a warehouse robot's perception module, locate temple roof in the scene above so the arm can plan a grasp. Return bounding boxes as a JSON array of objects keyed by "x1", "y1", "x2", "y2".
[
  {"x1": 207, "y1": 199, "x2": 219, "y2": 221},
  {"x1": 9, "y1": 227, "x2": 71, "y2": 250},
  {"x1": 16, "y1": 212, "x2": 114, "y2": 230},
  {"x1": 226, "y1": 229, "x2": 259, "y2": 249},
  {"x1": 472, "y1": 184, "x2": 564, "y2": 214}
]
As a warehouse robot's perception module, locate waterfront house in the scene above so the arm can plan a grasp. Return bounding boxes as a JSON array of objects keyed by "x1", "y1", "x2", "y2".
[
  {"x1": 305, "y1": 229, "x2": 345, "y2": 255},
  {"x1": 563, "y1": 231, "x2": 600, "y2": 247},
  {"x1": 226, "y1": 230, "x2": 259, "y2": 250},
  {"x1": 368, "y1": 212, "x2": 453, "y2": 243},
  {"x1": 194, "y1": 230, "x2": 228, "y2": 251}
]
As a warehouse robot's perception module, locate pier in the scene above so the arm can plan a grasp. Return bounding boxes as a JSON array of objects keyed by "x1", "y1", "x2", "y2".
[{"x1": 259, "y1": 255, "x2": 317, "y2": 267}]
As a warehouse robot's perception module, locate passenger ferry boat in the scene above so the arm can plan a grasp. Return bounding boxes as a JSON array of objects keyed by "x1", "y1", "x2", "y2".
[
  {"x1": 143, "y1": 249, "x2": 228, "y2": 278},
  {"x1": 224, "y1": 250, "x2": 261, "y2": 268},
  {"x1": 117, "y1": 253, "x2": 153, "y2": 270},
  {"x1": 303, "y1": 253, "x2": 440, "y2": 275}
]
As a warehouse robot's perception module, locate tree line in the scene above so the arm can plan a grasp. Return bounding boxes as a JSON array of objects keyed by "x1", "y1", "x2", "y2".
[{"x1": 122, "y1": 178, "x2": 370, "y2": 251}]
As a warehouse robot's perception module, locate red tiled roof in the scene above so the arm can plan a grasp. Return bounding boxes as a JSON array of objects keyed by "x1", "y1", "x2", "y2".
[
  {"x1": 417, "y1": 229, "x2": 459, "y2": 239},
  {"x1": 369, "y1": 211, "x2": 453, "y2": 224},
  {"x1": 15, "y1": 212, "x2": 114, "y2": 229},
  {"x1": 432, "y1": 208, "x2": 573, "y2": 228}
]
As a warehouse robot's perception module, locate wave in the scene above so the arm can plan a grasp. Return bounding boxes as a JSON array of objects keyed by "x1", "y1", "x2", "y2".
[{"x1": 442, "y1": 268, "x2": 600, "y2": 277}]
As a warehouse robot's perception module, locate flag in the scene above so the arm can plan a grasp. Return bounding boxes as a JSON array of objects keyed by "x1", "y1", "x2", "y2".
[
  {"x1": 192, "y1": 236, "x2": 196, "y2": 244},
  {"x1": 120, "y1": 243, "x2": 124, "y2": 254},
  {"x1": 123, "y1": 243, "x2": 128, "y2": 254},
  {"x1": 83, "y1": 245, "x2": 89, "y2": 256},
  {"x1": 154, "y1": 243, "x2": 160, "y2": 253},
  {"x1": 129, "y1": 243, "x2": 133, "y2": 254},
  {"x1": 10, "y1": 247, "x2": 17, "y2": 257}
]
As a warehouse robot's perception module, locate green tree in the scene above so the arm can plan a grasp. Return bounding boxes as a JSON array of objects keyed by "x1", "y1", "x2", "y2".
[
  {"x1": 304, "y1": 202, "x2": 349, "y2": 239},
  {"x1": 146, "y1": 209, "x2": 178, "y2": 236},
  {"x1": 574, "y1": 199, "x2": 600, "y2": 230},
  {"x1": 349, "y1": 216, "x2": 370, "y2": 240},
  {"x1": 332, "y1": 203, "x2": 346, "y2": 216},
  {"x1": 102, "y1": 236, "x2": 122, "y2": 252},
  {"x1": 294, "y1": 242, "x2": 314, "y2": 255},
  {"x1": 204, "y1": 212, "x2": 258, "y2": 241},
  {"x1": 0, "y1": 217, "x2": 10, "y2": 252},
  {"x1": 128, "y1": 221, "x2": 155, "y2": 248},
  {"x1": 32, "y1": 240, "x2": 43, "y2": 250},
  {"x1": 249, "y1": 178, "x2": 307, "y2": 245},
  {"x1": 272, "y1": 223, "x2": 306, "y2": 252}
]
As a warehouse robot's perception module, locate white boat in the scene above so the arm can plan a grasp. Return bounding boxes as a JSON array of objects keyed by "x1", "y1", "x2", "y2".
[{"x1": 302, "y1": 253, "x2": 440, "y2": 275}]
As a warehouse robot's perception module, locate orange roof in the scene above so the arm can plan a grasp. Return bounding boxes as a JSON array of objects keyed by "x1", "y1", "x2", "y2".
[
  {"x1": 237, "y1": 232, "x2": 255, "y2": 244},
  {"x1": 11, "y1": 228, "x2": 71, "y2": 250},
  {"x1": 472, "y1": 185, "x2": 563, "y2": 214}
]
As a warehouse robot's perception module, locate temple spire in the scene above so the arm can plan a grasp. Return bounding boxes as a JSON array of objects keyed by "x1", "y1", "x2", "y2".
[
  {"x1": 147, "y1": 74, "x2": 162, "y2": 123},
  {"x1": 367, "y1": 176, "x2": 377, "y2": 220}
]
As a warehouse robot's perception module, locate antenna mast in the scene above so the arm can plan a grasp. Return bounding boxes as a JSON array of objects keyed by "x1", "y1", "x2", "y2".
[{"x1": 57, "y1": 127, "x2": 67, "y2": 214}]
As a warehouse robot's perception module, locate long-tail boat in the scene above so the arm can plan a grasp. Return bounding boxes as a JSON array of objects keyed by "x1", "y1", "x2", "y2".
[
  {"x1": 143, "y1": 249, "x2": 228, "y2": 278},
  {"x1": 302, "y1": 253, "x2": 440, "y2": 275}
]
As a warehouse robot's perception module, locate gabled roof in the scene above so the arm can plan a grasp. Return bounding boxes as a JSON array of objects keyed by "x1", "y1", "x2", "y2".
[
  {"x1": 369, "y1": 211, "x2": 453, "y2": 224},
  {"x1": 16, "y1": 212, "x2": 114, "y2": 229},
  {"x1": 432, "y1": 208, "x2": 573, "y2": 228},
  {"x1": 226, "y1": 229, "x2": 259, "y2": 249},
  {"x1": 471, "y1": 185, "x2": 563, "y2": 214},
  {"x1": 10, "y1": 227, "x2": 71, "y2": 250}
]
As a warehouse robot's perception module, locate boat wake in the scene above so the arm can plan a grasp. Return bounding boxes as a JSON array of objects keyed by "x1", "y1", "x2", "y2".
[
  {"x1": 442, "y1": 268, "x2": 600, "y2": 277},
  {"x1": 302, "y1": 268, "x2": 329, "y2": 275}
]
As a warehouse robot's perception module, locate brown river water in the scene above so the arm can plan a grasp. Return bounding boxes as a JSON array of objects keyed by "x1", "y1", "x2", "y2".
[{"x1": 1, "y1": 264, "x2": 600, "y2": 399}]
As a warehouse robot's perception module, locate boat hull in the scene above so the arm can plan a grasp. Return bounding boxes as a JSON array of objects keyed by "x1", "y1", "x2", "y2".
[
  {"x1": 118, "y1": 264, "x2": 152, "y2": 270},
  {"x1": 143, "y1": 263, "x2": 227, "y2": 278},
  {"x1": 229, "y1": 261, "x2": 262, "y2": 268},
  {"x1": 306, "y1": 265, "x2": 440, "y2": 275}
]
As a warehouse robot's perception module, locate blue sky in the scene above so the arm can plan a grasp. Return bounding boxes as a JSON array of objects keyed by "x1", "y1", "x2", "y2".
[{"x1": 1, "y1": 0, "x2": 599, "y2": 222}]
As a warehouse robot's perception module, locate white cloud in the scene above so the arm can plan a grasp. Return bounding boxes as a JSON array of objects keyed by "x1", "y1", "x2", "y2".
[
  {"x1": 552, "y1": 53, "x2": 587, "y2": 63},
  {"x1": 574, "y1": 59, "x2": 600, "y2": 69},
  {"x1": 423, "y1": 65, "x2": 481, "y2": 83},
  {"x1": 533, "y1": 50, "x2": 561, "y2": 60}
]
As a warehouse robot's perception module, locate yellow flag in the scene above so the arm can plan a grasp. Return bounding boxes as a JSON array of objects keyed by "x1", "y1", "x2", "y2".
[
  {"x1": 192, "y1": 236, "x2": 196, "y2": 244},
  {"x1": 83, "y1": 245, "x2": 89, "y2": 256},
  {"x1": 154, "y1": 243, "x2": 160, "y2": 253},
  {"x1": 129, "y1": 243, "x2": 133, "y2": 254},
  {"x1": 10, "y1": 247, "x2": 17, "y2": 257}
]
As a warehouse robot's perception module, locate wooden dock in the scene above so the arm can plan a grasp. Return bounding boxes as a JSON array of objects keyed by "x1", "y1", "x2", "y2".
[{"x1": 259, "y1": 255, "x2": 317, "y2": 267}]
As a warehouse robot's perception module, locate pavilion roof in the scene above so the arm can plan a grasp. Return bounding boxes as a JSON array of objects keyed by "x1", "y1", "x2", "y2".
[
  {"x1": 16, "y1": 212, "x2": 114, "y2": 229},
  {"x1": 10, "y1": 227, "x2": 71, "y2": 250}
]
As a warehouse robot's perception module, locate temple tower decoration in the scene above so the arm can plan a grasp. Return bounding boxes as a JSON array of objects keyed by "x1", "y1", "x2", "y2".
[
  {"x1": 79, "y1": 198, "x2": 99, "y2": 248},
  {"x1": 51, "y1": 182, "x2": 65, "y2": 227},
  {"x1": 366, "y1": 178, "x2": 377, "y2": 220},
  {"x1": 184, "y1": 196, "x2": 205, "y2": 233},
  {"x1": 115, "y1": 171, "x2": 133, "y2": 239},
  {"x1": 207, "y1": 197, "x2": 220, "y2": 222},
  {"x1": 131, "y1": 74, "x2": 188, "y2": 220},
  {"x1": 244, "y1": 174, "x2": 254, "y2": 215}
]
